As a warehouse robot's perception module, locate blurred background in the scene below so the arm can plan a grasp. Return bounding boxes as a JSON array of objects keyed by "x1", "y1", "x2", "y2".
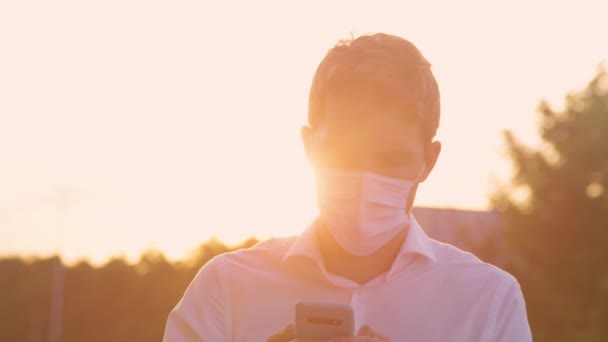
[{"x1": 1, "y1": 0, "x2": 607, "y2": 341}]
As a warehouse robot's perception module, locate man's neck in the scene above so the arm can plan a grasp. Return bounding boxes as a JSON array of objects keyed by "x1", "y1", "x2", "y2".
[{"x1": 316, "y1": 225, "x2": 408, "y2": 285}]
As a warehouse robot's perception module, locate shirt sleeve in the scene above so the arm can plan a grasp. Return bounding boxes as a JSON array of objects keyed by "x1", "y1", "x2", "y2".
[
  {"x1": 492, "y1": 280, "x2": 532, "y2": 342},
  {"x1": 163, "y1": 257, "x2": 230, "y2": 342}
]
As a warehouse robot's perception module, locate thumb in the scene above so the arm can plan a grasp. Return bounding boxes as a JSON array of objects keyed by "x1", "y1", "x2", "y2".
[
  {"x1": 357, "y1": 325, "x2": 390, "y2": 341},
  {"x1": 267, "y1": 324, "x2": 296, "y2": 342},
  {"x1": 357, "y1": 325, "x2": 374, "y2": 336}
]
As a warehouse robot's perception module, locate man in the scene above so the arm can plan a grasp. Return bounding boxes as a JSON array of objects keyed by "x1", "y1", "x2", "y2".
[{"x1": 164, "y1": 33, "x2": 532, "y2": 341}]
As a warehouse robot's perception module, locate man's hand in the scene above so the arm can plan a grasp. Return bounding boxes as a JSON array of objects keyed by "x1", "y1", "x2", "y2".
[
  {"x1": 266, "y1": 324, "x2": 296, "y2": 342},
  {"x1": 266, "y1": 324, "x2": 390, "y2": 342},
  {"x1": 329, "y1": 325, "x2": 390, "y2": 342}
]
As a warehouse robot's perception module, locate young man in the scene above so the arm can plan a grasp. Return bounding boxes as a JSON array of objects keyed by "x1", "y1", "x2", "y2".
[{"x1": 163, "y1": 33, "x2": 532, "y2": 341}]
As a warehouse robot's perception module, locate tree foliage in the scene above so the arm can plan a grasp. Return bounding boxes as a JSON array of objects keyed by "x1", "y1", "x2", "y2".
[
  {"x1": 0, "y1": 239, "x2": 258, "y2": 342},
  {"x1": 493, "y1": 66, "x2": 608, "y2": 341}
]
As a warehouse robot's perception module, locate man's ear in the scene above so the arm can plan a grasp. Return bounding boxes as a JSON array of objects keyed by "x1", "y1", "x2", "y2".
[
  {"x1": 301, "y1": 125, "x2": 313, "y2": 164},
  {"x1": 420, "y1": 140, "x2": 441, "y2": 182}
]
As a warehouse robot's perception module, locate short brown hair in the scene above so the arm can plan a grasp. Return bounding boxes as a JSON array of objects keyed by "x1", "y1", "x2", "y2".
[{"x1": 308, "y1": 33, "x2": 440, "y2": 143}]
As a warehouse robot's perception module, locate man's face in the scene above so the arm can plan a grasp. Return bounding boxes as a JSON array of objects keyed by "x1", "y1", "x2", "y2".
[{"x1": 304, "y1": 97, "x2": 436, "y2": 182}]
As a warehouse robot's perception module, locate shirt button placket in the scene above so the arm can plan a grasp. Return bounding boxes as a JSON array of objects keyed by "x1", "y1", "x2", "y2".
[{"x1": 350, "y1": 287, "x2": 365, "y2": 332}]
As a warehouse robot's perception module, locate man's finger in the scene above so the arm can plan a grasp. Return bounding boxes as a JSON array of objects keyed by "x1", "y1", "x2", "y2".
[
  {"x1": 266, "y1": 324, "x2": 296, "y2": 342},
  {"x1": 357, "y1": 325, "x2": 390, "y2": 341},
  {"x1": 357, "y1": 325, "x2": 374, "y2": 336}
]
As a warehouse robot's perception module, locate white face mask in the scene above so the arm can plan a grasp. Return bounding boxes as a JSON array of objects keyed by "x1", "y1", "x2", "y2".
[{"x1": 315, "y1": 166, "x2": 425, "y2": 256}]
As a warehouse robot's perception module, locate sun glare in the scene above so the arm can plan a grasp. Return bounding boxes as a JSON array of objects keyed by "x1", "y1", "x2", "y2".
[{"x1": 0, "y1": 0, "x2": 607, "y2": 264}]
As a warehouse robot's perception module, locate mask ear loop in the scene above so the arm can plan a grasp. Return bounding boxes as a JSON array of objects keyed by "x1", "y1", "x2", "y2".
[
  {"x1": 404, "y1": 163, "x2": 427, "y2": 216},
  {"x1": 413, "y1": 163, "x2": 427, "y2": 183}
]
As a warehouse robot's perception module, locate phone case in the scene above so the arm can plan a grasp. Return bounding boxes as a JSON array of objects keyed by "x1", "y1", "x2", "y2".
[{"x1": 295, "y1": 301, "x2": 354, "y2": 340}]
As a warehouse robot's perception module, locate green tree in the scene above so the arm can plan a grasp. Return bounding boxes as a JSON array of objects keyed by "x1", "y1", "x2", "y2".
[{"x1": 493, "y1": 66, "x2": 608, "y2": 342}]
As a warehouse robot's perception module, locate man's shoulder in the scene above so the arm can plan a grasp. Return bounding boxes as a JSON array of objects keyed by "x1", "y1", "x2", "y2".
[
  {"x1": 202, "y1": 235, "x2": 298, "y2": 274},
  {"x1": 430, "y1": 239, "x2": 518, "y2": 289}
]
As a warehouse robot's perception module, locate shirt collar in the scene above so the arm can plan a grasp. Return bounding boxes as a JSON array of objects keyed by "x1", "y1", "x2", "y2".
[
  {"x1": 283, "y1": 214, "x2": 437, "y2": 267},
  {"x1": 283, "y1": 218, "x2": 322, "y2": 265},
  {"x1": 397, "y1": 214, "x2": 437, "y2": 263}
]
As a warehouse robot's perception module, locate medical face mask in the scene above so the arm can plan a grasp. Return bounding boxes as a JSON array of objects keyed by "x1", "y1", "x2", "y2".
[{"x1": 315, "y1": 166, "x2": 425, "y2": 256}]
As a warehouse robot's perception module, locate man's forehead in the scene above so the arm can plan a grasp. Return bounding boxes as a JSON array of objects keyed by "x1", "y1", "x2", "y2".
[
  {"x1": 313, "y1": 119, "x2": 422, "y2": 156},
  {"x1": 315, "y1": 100, "x2": 423, "y2": 146}
]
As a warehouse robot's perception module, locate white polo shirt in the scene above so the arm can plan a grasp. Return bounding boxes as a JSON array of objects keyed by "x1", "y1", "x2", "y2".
[{"x1": 164, "y1": 216, "x2": 532, "y2": 341}]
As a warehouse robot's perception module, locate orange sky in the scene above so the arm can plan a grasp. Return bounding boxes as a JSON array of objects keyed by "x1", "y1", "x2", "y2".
[{"x1": 1, "y1": 0, "x2": 607, "y2": 265}]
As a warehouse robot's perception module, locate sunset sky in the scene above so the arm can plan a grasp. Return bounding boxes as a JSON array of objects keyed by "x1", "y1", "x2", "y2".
[{"x1": 1, "y1": 0, "x2": 607, "y2": 265}]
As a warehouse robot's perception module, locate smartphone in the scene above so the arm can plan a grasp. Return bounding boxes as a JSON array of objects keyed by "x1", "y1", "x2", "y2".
[{"x1": 295, "y1": 301, "x2": 354, "y2": 341}]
